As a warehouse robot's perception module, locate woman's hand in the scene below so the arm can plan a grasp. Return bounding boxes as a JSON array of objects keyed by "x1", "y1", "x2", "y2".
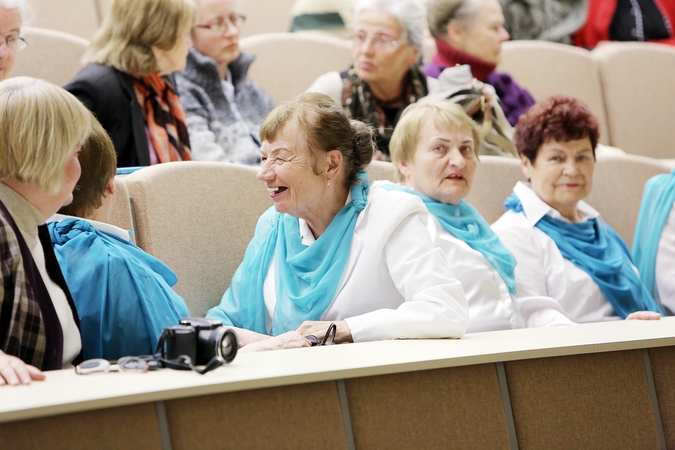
[
  {"x1": 296, "y1": 320, "x2": 353, "y2": 344},
  {"x1": 626, "y1": 311, "x2": 662, "y2": 320},
  {"x1": 225, "y1": 327, "x2": 273, "y2": 348},
  {"x1": 239, "y1": 331, "x2": 312, "y2": 353},
  {"x1": 0, "y1": 353, "x2": 45, "y2": 386}
]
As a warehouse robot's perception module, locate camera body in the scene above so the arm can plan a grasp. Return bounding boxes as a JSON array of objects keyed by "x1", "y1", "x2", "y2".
[{"x1": 162, "y1": 317, "x2": 238, "y2": 365}]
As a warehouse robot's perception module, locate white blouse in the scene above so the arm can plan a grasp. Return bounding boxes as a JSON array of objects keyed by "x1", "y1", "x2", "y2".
[
  {"x1": 491, "y1": 182, "x2": 619, "y2": 324},
  {"x1": 655, "y1": 202, "x2": 675, "y2": 314},
  {"x1": 263, "y1": 186, "x2": 469, "y2": 342}
]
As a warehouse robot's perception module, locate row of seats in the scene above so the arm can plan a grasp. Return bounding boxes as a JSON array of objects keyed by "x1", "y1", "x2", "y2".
[
  {"x1": 108, "y1": 155, "x2": 671, "y2": 317},
  {"x1": 10, "y1": 27, "x2": 675, "y2": 160},
  {"x1": 27, "y1": 0, "x2": 295, "y2": 39}
]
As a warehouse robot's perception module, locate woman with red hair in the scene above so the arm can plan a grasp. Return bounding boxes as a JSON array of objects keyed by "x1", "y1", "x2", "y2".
[{"x1": 492, "y1": 95, "x2": 662, "y2": 323}]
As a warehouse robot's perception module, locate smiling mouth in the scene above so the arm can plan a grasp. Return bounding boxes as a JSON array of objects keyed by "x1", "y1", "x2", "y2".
[
  {"x1": 267, "y1": 186, "x2": 288, "y2": 195},
  {"x1": 446, "y1": 174, "x2": 465, "y2": 181}
]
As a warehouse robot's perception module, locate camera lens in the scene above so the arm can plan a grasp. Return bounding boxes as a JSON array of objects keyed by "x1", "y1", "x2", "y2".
[{"x1": 219, "y1": 329, "x2": 238, "y2": 363}]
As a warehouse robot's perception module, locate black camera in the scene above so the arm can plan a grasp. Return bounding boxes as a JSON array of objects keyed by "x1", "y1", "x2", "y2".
[{"x1": 159, "y1": 317, "x2": 238, "y2": 366}]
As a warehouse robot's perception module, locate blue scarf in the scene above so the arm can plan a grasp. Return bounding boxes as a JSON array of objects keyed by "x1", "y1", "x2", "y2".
[
  {"x1": 48, "y1": 218, "x2": 190, "y2": 359},
  {"x1": 380, "y1": 183, "x2": 517, "y2": 294},
  {"x1": 207, "y1": 172, "x2": 371, "y2": 335},
  {"x1": 632, "y1": 170, "x2": 675, "y2": 310},
  {"x1": 504, "y1": 193, "x2": 661, "y2": 318}
]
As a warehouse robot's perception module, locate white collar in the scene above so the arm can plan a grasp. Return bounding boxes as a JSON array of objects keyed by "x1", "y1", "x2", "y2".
[
  {"x1": 513, "y1": 181, "x2": 600, "y2": 227},
  {"x1": 48, "y1": 214, "x2": 131, "y2": 242}
]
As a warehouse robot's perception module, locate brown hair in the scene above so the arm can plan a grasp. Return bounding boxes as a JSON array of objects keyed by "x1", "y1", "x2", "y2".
[
  {"x1": 514, "y1": 95, "x2": 600, "y2": 163},
  {"x1": 259, "y1": 92, "x2": 375, "y2": 187},
  {"x1": 59, "y1": 118, "x2": 117, "y2": 217}
]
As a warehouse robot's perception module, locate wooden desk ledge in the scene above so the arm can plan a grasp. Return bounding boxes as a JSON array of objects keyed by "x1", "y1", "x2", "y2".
[{"x1": 1, "y1": 317, "x2": 674, "y2": 424}]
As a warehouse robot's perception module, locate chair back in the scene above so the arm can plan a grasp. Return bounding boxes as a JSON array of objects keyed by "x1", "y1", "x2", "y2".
[
  {"x1": 366, "y1": 160, "x2": 399, "y2": 183},
  {"x1": 10, "y1": 27, "x2": 89, "y2": 87},
  {"x1": 108, "y1": 176, "x2": 137, "y2": 244},
  {"x1": 238, "y1": 0, "x2": 296, "y2": 37},
  {"x1": 586, "y1": 154, "x2": 671, "y2": 247},
  {"x1": 240, "y1": 32, "x2": 352, "y2": 104},
  {"x1": 499, "y1": 40, "x2": 610, "y2": 145},
  {"x1": 465, "y1": 155, "x2": 525, "y2": 224},
  {"x1": 27, "y1": 0, "x2": 99, "y2": 39},
  {"x1": 593, "y1": 42, "x2": 675, "y2": 158},
  {"x1": 124, "y1": 162, "x2": 272, "y2": 317}
]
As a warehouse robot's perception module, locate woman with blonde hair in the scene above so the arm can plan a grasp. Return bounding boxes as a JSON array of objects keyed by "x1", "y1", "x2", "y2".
[
  {"x1": 65, "y1": 0, "x2": 197, "y2": 168},
  {"x1": 0, "y1": 77, "x2": 92, "y2": 385}
]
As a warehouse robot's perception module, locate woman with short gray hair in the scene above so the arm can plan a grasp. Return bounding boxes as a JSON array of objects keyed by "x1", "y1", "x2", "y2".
[
  {"x1": 424, "y1": 0, "x2": 534, "y2": 126},
  {"x1": 307, "y1": 0, "x2": 436, "y2": 160}
]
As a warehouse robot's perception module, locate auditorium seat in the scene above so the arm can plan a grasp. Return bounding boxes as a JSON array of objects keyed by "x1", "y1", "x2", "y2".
[
  {"x1": 593, "y1": 42, "x2": 675, "y2": 159},
  {"x1": 240, "y1": 32, "x2": 352, "y2": 104},
  {"x1": 466, "y1": 155, "x2": 525, "y2": 224},
  {"x1": 10, "y1": 27, "x2": 88, "y2": 87},
  {"x1": 238, "y1": 0, "x2": 296, "y2": 38},
  {"x1": 108, "y1": 176, "x2": 137, "y2": 244},
  {"x1": 124, "y1": 161, "x2": 272, "y2": 316},
  {"x1": 499, "y1": 40, "x2": 610, "y2": 145},
  {"x1": 27, "y1": 0, "x2": 99, "y2": 39},
  {"x1": 586, "y1": 153, "x2": 670, "y2": 247}
]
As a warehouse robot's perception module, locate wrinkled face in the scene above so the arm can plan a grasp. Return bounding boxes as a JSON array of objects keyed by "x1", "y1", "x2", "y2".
[
  {"x1": 192, "y1": 0, "x2": 241, "y2": 71},
  {"x1": 522, "y1": 138, "x2": 595, "y2": 214},
  {"x1": 257, "y1": 123, "x2": 328, "y2": 220},
  {"x1": 54, "y1": 144, "x2": 83, "y2": 210},
  {"x1": 351, "y1": 9, "x2": 419, "y2": 90},
  {"x1": 397, "y1": 121, "x2": 477, "y2": 205},
  {"x1": 0, "y1": 6, "x2": 21, "y2": 81},
  {"x1": 448, "y1": 0, "x2": 509, "y2": 65},
  {"x1": 152, "y1": 29, "x2": 192, "y2": 75}
]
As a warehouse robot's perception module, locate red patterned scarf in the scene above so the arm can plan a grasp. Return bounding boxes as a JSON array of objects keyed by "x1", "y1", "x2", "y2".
[{"x1": 132, "y1": 74, "x2": 192, "y2": 163}]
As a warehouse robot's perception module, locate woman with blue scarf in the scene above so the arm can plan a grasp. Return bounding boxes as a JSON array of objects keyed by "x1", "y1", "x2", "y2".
[
  {"x1": 633, "y1": 171, "x2": 675, "y2": 315},
  {"x1": 387, "y1": 100, "x2": 570, "y2": 330},
  {"x1": 206, "y1": 93, "x2": 469, "y2": 351},
  {"x1": 492, "y1": 95, "x2": 662, "y2": 323}
]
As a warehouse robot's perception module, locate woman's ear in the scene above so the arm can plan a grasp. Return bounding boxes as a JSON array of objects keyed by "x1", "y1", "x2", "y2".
[
  {"x1": 520, "y1": 154, "x2": 532, "y2": 180},
  {"x1": 325, "y1": 150, "x2": 344, "y2": 182},
  {"x1": 103, "y1": 179, "x2": 116, "y2": 199},
  {"x1": 444, "y1": 22, "x2": 466, "y2": 48},
  {"x1": 395, "y1": 158, "x2": 411, "y2": 181}
]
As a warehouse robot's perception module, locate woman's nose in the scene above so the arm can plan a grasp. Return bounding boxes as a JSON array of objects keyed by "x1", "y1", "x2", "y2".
[
  {"x1": 257, "y1": 163, "x2": 274, "y2": 181},
  {"x1": 447, "y1": 148, "x2": 467, "y2": 169}
]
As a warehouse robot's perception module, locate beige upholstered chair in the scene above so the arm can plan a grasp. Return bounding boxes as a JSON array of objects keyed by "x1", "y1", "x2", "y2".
[
  {"x1": 238, "y1": 0, "x2": 296, "y2": 37},
  {"x1": 240, "y1": 32, "x2": 352, "y2": 104},
  {"x1": 593, "y1": 42, "x2": 675, "y2": 159},
  {"x1": 26, "y1": 0, "x2": 99, "y2": 39},
  {"x1": 366, "y1": 160, "x2": 399, "y2": 183},
  {"x1": 586, "y1": 154, "x2": 670, "y2": 248},
  {"x1": 499, "y1": 40, "x2": 610, "y2": 145},
  {"x1": 10, "y1": 27, "x2": 88, "y2": 87},
  {"x1": 108, "y1": 176, "x2": 137, "y2": 244},
  {"x1": 124, "y1": 162, "x2": 272, "y2": 317},
  {"x1": 465, "y1": 155, "x2": 525, "y2": 224}
]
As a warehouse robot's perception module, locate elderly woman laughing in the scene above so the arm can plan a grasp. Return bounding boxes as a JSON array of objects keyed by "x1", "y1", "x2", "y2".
[{"x1": 206, "y1": 93, "x2": 468, "y2": 351}]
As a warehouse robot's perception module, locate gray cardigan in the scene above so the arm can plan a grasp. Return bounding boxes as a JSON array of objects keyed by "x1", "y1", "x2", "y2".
[{"x1": 175, "y1": 49, "x2": 275, "y2": 164}]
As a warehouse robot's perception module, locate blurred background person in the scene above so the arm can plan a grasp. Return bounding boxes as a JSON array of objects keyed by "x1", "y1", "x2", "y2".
[
  {"x1": 425, "y1": 0, "x2": 535, "y2": 126},
  {"x1": 0, "y1": 77, "x2": 92, "y2": 385},
  {"x1": 65, "y1": 0, "x2": 197, "y2": 168},
  {"x1": 48, "y1": 119, "x2": 190, "y2": 361},
  {"x1": 500, "y1": 0, "x2": 588, "y2": 44},
  {"x1": 0, "y1": 0, "x2": 31, "y2": 81},
  {"x1": 176, "y1": 0, "x2": 275, "y2": 164},
  {"x1": 207, "y1": 93, "x2": 468, "y2": 351},
  {"x1": 492, "y1": 95, "x2": 662, "y2": 323},
  {"x1": 307, "y1": 0, "x2": 436, "y2": 160}
]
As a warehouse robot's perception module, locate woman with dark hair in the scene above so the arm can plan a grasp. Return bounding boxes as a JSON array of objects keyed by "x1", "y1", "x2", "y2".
[
  {"x1": 206, "y1": 93, "x2": 468, "y2": 351},
  {"x1": 492, "y1": 95, "x2": 662, "y2": 323}
]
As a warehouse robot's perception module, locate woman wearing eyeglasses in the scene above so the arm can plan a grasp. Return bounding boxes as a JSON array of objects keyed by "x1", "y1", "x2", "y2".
[
  {"x1": 307, "y1": 0, "x2": 436, "y2": 161},
  {"x1": 175, "y1": 0, "x2": 275, "y2": 164},
  {"x1": 0, "y1": 0, "x2": 30, "y2": 81},
  {"x1": 65, "y1": 0, "x2": 197, "y2": 168}
]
